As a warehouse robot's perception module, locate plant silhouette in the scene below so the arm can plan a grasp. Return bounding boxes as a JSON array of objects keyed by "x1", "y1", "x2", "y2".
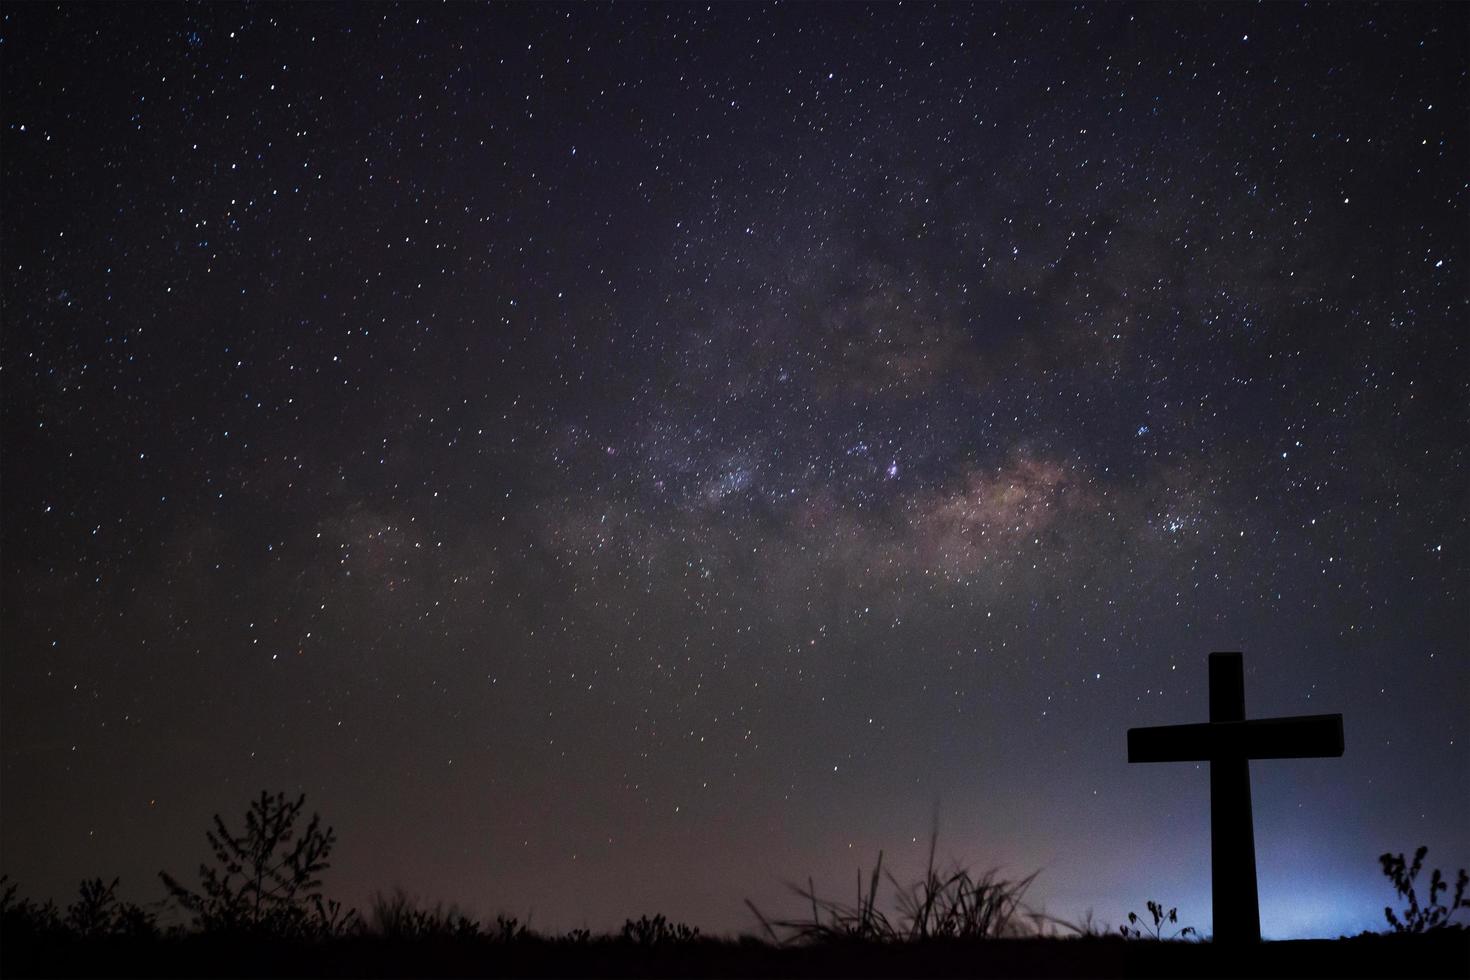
[
  {"x1": 2, "y1": 874, "x2": 159, "y2": 941},
  {"x1": 1, "y1": 874, "x2": 62, "y2": 941},
  {"x1": 363, "y1": 887, "x2": 535, "y2": 942},
  {"x1": 159, "y1": 790, "x2": 354, "y2": 936},
  {"x1": 746, "y1": 830, "x2": 1045, "y2": 945},
  {"x1": 65, "y1": 876, "x2": 159, "y2": 938},
  {"x1": 618, "y1": 913, "x2": 700, "y2": 946},
  {"x1": 1378, "y1": 846, "x2": 1469, "y2": 933},
  {"x1": 1118, "y1": 900, "x2": 1196, "y2": 941},
  {"x1": 367, "y1": 887, "x2": 479, "y2": 939}
]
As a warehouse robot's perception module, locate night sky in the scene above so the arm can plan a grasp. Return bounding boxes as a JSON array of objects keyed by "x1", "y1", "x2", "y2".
[{"x1": 2, "y1": 3, "x2": 1466, "y2": 942}]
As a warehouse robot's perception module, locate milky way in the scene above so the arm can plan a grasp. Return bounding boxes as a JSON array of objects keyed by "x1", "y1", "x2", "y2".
[{"x1": 2, "y1": 3, "x2": 1465, "y2": 939}]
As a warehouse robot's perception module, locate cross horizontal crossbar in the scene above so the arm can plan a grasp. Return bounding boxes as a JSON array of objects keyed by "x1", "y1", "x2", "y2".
[{"x1": 1128, "y1": 713, "x2": 1344, "y2": 763}]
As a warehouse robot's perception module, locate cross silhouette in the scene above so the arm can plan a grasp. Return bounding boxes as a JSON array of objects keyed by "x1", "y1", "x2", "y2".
[{"x1": 1127, "y1": 652, "x2": 1344, "y2": 944}]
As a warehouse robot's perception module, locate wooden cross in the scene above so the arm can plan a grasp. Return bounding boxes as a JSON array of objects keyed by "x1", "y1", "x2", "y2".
[{"x1": 1127, "y1": 652, "x2": 1344, "y2": 944}]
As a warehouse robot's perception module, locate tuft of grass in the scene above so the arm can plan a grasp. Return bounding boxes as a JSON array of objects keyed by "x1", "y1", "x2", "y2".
[
  {"x1": 747, "y1": 829, "x2": 1048, "y2": 945},
  {"x1": 1047, "y1": 907, "x2": 1108, "y2": 939}
]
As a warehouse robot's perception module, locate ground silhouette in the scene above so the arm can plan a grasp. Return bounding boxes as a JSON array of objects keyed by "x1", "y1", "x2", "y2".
[{"x1": 3, "y1": 787, "x2": 1468, "y2": 978}]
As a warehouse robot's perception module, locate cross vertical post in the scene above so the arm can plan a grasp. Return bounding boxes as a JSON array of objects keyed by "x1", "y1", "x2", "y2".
[
  {"x1": 1127, "y1": 651, "x2": 1344, "y2": 945},
  {"x1": 1208, "y1": 652, "x2": 1260, "y2": 945}
]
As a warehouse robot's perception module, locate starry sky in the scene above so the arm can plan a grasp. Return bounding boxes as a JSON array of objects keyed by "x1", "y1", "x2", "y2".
[{"x1": 2, "y1": 3, "x2": 1465, "y2": 942}]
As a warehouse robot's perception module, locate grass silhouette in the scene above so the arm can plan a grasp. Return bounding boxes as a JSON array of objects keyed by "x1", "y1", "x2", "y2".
[{"x1": 746, "y1": 829, "x2": 1047, "y2": 944}]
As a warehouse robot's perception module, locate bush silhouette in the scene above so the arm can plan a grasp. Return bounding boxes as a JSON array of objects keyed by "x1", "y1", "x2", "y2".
[
  {"x1": 65, "y1": 877, "x2": 159, "y2": 939},
  {"x1": 0, "y1": 874, "x2": 63, "y2": 941},
  {"x1": 2, "y1": 874, "x2": 160, "y2": 944},
  {"x1": 159, "y1": 790, "x2": 355, "y2": 937},
  {"x1": 1379, "y1": 846, "x2": 1469, "y2": 933},
  {"x1": 618, "y1": 913, "x2": 700, "y2": 946},
  {"x1": 363, "y1": 887, "x2": 530, "y2": 941}
]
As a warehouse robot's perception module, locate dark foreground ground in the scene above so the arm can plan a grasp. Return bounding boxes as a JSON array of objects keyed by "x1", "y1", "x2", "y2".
[{"x1": 3, "y1": 929, "x2": 1467, "y2": 979}]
